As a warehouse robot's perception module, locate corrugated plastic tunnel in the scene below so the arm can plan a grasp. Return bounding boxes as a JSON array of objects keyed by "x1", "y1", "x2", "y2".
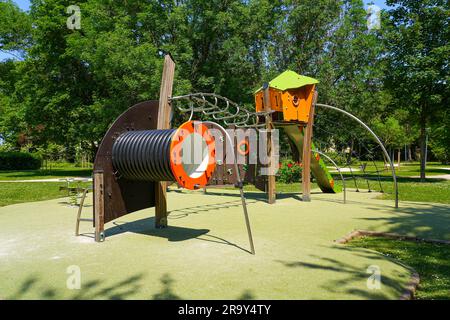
[{"x1": 112, "y1": 121, "x2": 216, "y2": 190}]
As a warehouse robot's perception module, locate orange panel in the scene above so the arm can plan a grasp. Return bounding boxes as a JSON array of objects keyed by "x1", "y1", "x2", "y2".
[
  {"x1": 270, "y1": 89, "x2": 283, "y2": 112},
  {"x1": 280, "y1": 85, "x2": 315, "y2": 123},
  {"x1": 255, "y1": 85, "x2": 315, "y2": 123},
  {"x1": 255, "y1": 91, "x2": 264, "y2": 113},
  {"x1": 255, "y1": 88, "x2": 283, "y2": 112},
  {"x1": 169, "y1": 121, "x2": 216, "y2": 190}
]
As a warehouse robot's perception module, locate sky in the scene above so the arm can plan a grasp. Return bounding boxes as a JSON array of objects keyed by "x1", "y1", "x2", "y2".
[
  {"x1": 0, "y1": 0, "x2": 391, "y2": 61},
  {"x1": 12, "y1": 0, "x2": 30, "y2": 11},
  {"x1": 10, "y1": 0, "x2": 390, "y2": 11},
  {"x1": 9, "y1": 0, "x2": 390, "y2": 11}
]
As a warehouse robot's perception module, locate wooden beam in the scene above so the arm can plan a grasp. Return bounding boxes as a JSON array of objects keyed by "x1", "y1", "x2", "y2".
[
  {"x1": 155, "y1": 54, "x2": 175, "y2": 228},
  {"x1": 302, "y1": 91, "x2": 318, "y2": 202},
  {"x1": 94, "y1": 171, "x2": 105, "y2": 242},
  {"x1": 263, "y1": 84, "x2": 276, "y2": 204}
]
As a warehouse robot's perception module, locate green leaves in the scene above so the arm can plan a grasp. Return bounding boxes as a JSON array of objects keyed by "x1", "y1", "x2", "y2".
[
  {"x1": 372, "y1": 116, "x2": 412, "y2": 149},
  {"x1": 0, "y1": 0, "x2": 447, "y2": 168},
  {"x1": 0, "y1": 0, "x2": 32, "y2": 54}
]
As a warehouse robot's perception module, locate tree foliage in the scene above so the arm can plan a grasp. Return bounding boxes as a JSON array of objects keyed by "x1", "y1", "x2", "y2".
[{"x1": 0, "y1": 0, "x2": 448, "y2": 172}]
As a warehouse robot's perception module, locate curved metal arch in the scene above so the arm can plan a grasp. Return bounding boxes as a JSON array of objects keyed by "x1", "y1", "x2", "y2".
[{"x1": 315, "y1": 103, "x2": 398, "y2": 208}]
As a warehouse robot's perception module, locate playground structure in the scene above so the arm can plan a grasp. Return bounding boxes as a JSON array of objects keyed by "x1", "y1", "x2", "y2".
[{"x1": 90, "y1": 55, "x2": 399, "y2": 252}]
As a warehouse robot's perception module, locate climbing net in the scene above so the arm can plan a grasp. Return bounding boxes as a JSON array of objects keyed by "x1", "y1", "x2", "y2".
[
  {"x1": 170, "y1": 93, "x2": 274, "y2": 128},
  {"x1": 313, "y1": 114, "x2": 386, "y2": 193},
  {"x1": 313, "y1": 105, "x2": 397, "y2": 199}
]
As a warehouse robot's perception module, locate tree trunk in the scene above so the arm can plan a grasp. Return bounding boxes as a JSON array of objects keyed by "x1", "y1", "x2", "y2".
[
  {"x1": 419, "y1": 111, "x2": 427, "y2": 182},
  {"x1": 348, "y1": 139, "x2": 354, "y2": 163}
]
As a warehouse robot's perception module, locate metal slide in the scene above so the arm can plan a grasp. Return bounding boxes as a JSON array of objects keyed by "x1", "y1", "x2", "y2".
[{"x1": 281, "y1": 124, "x2": 337, "y2": 193}]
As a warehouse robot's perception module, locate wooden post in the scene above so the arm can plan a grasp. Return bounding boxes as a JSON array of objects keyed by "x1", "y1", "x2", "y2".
[
  {"x1": 302, "y1": 91, "x2": 318, "y2": 202},
  {"x1": 94, "y1": 171, "x2": 105, "y2": 242},
  {"x1": 263, "y1": 83, "x2": 276, "y2": 204},
  {"x1": 155, "y1": 54, "x2": 175, "y2": 228}
]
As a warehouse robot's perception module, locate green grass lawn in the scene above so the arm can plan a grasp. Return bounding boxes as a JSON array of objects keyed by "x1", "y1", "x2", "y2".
[
  {"x1": 0, "y1": 182, "x2": 91, "y2": 207},
  {"x1": 378, "y1": 179, "x2": 450, "y2": 204},
  {"x1": 336, "y1": 161, "x2": 449, "y2": 178},
  {"x1": 0, "y1": 161, "x2": 448, "y2": 207},
  {"x1": 349, "y1": 237, "x2": 450, "y2": 300},
  {"x1": 0, "y1": 165, "x2": 92, "y2": 181},
  {"x1": 243, "y1": 178, "x2": 450, "y2": 204}
]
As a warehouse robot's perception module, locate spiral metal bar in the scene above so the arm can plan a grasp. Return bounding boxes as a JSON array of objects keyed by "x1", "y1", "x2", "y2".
[{"x1": 170, "y1": 93, "x2": 273, "y2": 128}]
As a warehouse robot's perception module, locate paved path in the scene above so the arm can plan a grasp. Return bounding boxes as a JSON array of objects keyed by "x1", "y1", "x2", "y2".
[
  {"x1": 412, "y1": 168, "x2": 450, "y2": 180},
  {"x1": 411, "y1": 174, "x2": 450, "y2": 180},
  {"x1": 328, "y1": 168, "x2": 360, "y2": 173}
]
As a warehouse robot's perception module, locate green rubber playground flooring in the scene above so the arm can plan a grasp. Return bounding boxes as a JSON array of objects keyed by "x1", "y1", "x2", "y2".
[{"x1": 1, "y1": 188, "x2": 449, "y2": 299}]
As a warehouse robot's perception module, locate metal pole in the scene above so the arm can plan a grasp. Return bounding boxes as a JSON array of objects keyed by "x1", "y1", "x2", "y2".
[
  {"x1": 313, "y1": 149, "x2": 346, "y2": 204},
  {"x1": 316, "y1": 103, "x2": 398, "y2": 208},
  {"x1": 203, "y1": 121, "x2": 255, "y2": 255}
]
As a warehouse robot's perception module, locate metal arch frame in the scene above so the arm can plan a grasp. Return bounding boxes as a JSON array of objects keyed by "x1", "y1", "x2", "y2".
[
  {"x1": 315, "y1": 103, "x2": 399, "y2": 208},
  {"x1": 312, "y1": 149, "x2": 346, "y2": 204}
]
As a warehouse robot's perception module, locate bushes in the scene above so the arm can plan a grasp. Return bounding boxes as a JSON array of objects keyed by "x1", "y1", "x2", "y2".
[
  {"x1": 0, "y1": 152, "x2": 41, "y2": 170},
  {"x1": 277, "y1": 159, "x2": 302, "y2": 183}
]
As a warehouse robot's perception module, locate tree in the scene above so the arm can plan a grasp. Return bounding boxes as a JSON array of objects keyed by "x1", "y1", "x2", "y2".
[
  {"x1": 372, "y1": 116, "x2": 410, "y2": 154},
  {"x1": 429, "y1": 107, "x2": 450, "y2": 164},
  {"x1": 384, "y1": 0, "x2": 450, "y2": 180},
  {"x1": 0, "y1": 0, "x2": 32, "y2": 57}
]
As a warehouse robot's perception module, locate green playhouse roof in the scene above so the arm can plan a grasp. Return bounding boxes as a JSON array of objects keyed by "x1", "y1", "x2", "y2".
[{"x1": 256, "y1": 70, "x2": 319, "y2": 93}]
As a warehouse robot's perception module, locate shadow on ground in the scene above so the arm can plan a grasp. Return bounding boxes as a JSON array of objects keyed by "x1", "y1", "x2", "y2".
[
  {"x1": 5, "y1": 273, "x2": 255, "y2": 300},
  {"x1": 277, "y1": 245, "x2": 412, "y2": 299},
  {"x1": 359, "y1": 203, "x2": 450, "y2": 240},
  {"x1": 182, "y1": 189, "x2": 305, "y2": 202},
  {"x1": 105, "y1": 215, "x2": 252, "y2": 253},
  {"x1": 106, "y1": 217, "x2": 209, "y2": 242},
  {"x1": 167, "y1": 199, "x2": 257, "y2": 219}
]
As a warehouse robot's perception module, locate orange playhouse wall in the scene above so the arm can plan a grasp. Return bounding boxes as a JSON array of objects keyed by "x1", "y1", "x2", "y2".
[
  {"x1": 255, "y1": 84, "x2": 316, "y2": 123},
  {"x1": 255, "y1": 88, "x2": 283, "y2": 113}
]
